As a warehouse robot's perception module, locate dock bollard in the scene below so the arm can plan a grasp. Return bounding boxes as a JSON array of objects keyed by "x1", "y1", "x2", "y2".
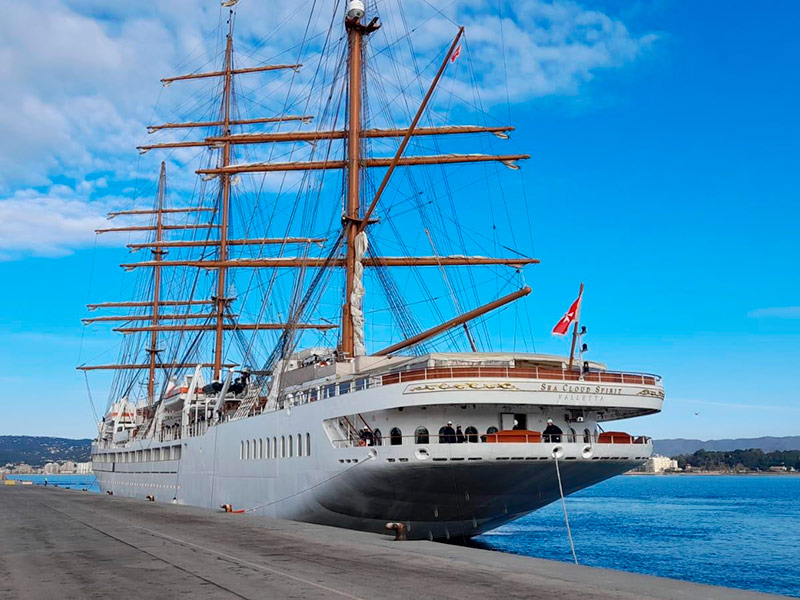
[{"x1": 385, "y1": 522, "x2": 407, "y2": 541}]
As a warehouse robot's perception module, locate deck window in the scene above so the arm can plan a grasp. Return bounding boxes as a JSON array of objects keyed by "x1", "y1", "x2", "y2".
[
  {"x1": 465, "y1": 426, "x2": 479, "y2": 443},
  {"x1": 415, "y1": 427, "x2": 429, "y2": 444},
  {"x1": 390, "y1": 427, "x2": 402, "y2": 446},
  {"x1": 306, "y1": 432, "x2": 311, "y2": 456}
]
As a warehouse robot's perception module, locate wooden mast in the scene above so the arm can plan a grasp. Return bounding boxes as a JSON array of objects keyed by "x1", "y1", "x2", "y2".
[
  {"x1": 341, "y1": 12, "x2": 380, "y2": 357},
  {"x1": 341, "y1": 16, "x2": 363, "y2": 358},
  {"x1": 213, "y1": 13, "x2": 235, "y2": 380},
  {"x1": 147, "y1": 161, "x2": 167, "y2": 404}
]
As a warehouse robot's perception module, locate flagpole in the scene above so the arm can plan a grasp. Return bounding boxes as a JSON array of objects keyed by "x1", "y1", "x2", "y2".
[{"x1": 568, "y1": 282, "x2": 584, "y2": 370}]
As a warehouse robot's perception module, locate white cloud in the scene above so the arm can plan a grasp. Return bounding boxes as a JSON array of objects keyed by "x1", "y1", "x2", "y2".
[
  {"x1": 0, "y1": 186, "x2": 112, "y2": 259},
  {"x1": 748, "y1": 307, "x2": 800, "y2": 319},
  {"x1": 0, "y1": 0, "x2": 655, "y2": 259}
]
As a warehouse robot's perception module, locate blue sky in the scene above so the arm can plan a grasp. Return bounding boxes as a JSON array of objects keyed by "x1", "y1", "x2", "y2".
[{"x1": 0, "y1": 0, "x2": 798, "y2": 441}]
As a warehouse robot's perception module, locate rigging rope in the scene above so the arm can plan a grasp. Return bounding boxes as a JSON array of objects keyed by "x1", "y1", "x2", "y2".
[{"x1": 83, "y1": 372, "x2": 100, "y2": 427}]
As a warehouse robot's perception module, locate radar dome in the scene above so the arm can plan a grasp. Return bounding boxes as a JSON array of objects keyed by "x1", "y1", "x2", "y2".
[{"x1": 347, "y1": 0, "x2": 365, "y2": 19}]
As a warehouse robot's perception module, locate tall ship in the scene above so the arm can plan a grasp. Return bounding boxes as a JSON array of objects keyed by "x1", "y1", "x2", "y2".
[{"x1": 84, "y1": 0, "x2": 665, "y2": 541}]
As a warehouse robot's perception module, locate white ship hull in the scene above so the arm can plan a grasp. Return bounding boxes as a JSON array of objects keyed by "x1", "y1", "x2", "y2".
[{"x1": 93, "y1": 367, "x2": 661, "y2": 540}]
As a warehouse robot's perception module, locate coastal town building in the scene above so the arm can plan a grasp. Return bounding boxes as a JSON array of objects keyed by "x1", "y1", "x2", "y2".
[
  {"x1": 3, "y1": 461, "x2": 93, "y2": 475},
  {"x1": 641, "y1": 455, "x2": 679, "y2": 473}
]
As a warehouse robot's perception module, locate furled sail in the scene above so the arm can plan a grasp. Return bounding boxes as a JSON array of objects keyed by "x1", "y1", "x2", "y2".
[{"x1": 351, "y1": 231, "x2": 368, "y2": 356}]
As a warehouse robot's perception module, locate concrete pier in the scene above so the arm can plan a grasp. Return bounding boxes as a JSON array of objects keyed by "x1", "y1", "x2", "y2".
[{"x1": 0, "y1": 486, "x2": 782, "y2": 600}]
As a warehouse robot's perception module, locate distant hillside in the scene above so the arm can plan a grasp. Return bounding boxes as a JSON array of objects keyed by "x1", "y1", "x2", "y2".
[
  {"x1": 0, "y1": 436, "x2": 92, "y2": 466},
  {"x1": 654, "y1": 436, "x2": 800, "y2": 457},
  {"x1": 675, "y1": 448, "x2": 800, "y2": 472}
]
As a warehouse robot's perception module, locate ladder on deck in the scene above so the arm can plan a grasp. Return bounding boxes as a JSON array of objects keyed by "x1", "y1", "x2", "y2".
[
  {"x1": 339, "y1": 415, "x2": 367, "y2": 446},
  {"x1": 231, "y1": 386, "x2": 261, "y2": 421}
]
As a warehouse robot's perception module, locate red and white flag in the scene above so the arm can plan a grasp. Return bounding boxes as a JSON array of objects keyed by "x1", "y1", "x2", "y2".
[
  {"x1": 552, "y1": 289, "x2": 583, "y2": 336},
  {"x1": 450, "y1": 45, "x2": 461, "y2": 63}
]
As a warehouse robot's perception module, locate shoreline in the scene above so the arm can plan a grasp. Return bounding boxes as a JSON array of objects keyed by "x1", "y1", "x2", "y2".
[{"x1": 625, "y1": 471, "x2": 800, "y2": 476}]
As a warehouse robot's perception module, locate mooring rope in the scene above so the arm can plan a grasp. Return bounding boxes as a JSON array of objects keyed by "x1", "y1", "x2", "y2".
[
  {"x1": 241, "y1": 451, "x2": 373, "y2": 513},
  {"x1": 553, "y1": 455, "x2": 579, "y2": 564}
]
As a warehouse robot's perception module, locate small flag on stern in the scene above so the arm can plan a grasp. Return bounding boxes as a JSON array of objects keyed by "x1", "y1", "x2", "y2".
[
  {"x1": 552, "y1": 289, "x2": 583, "y2": 336},
  {"x1": 450, "y1": 45, "x2": 462, "y2": 63}
]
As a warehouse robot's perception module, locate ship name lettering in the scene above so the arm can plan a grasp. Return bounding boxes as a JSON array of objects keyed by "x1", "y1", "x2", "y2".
[
  {"x1": 594, "y1": 386, "x2": 622, "y2": 395},
  {"x1": 540, "y1": 383, "x2": 623, "y2": 395},
  {"x1": 558, "y1": 393, "x2": 604, "y2": 402}
]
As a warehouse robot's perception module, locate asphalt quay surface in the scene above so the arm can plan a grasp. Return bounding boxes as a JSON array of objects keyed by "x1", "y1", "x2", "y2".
[{"x1": 0, "y1": 485, "x2": 784, "y2": 600}]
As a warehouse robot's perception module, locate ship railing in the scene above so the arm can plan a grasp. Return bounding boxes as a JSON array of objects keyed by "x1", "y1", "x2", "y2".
[
  {"x1": 183, "y1": 420, "x2": 210, "y2": 440},
  {"x1": 156, "y1": 428, "x2": 183, "y2": 443},
  {"x1": 278, "y1": 375, "x2": 385, "y2": 409},
  {"x1": 381, "y1": 366, "x2": 661, "y2": 386},
  {"x1": 330, "y1": 432, "x2": 652, "y2": 449},
  {"x1": 146, "y1": 420, "x2": 210, "y2": 443},
  {"x1": 278, "y1": 366, "x2": 662, "y2": 410}
]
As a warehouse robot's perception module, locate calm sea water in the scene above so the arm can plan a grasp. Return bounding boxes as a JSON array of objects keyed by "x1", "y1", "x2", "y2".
[
  {"x1": 8, "y1": 473, "x2": 799, "y2": 596},
  {"x1": 472, "y1": 475, "x2": 800, "y2": 598},
  {"x1": 8, "y1": 474, "x2": 100, "y2": 493}
]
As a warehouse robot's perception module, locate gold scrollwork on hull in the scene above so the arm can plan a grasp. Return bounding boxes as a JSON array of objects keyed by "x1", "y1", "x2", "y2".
[
  {"x1": 636, "y1": 389, "x2": 665, "y2": 399},
  {"x1": 409, "y1": 382, "x2": 520, "y2": 392}
]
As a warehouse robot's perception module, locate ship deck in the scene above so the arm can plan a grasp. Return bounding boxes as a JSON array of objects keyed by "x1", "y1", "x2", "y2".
[{"x1": 0, "y1": 485, "x2": 779, "y2": 600}]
